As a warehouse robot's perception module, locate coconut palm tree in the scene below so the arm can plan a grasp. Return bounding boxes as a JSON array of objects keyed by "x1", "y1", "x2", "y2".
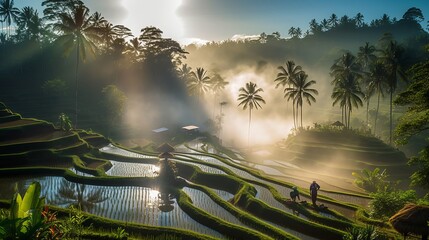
[
  {"x1": 328, "y1": 13, "x2": 338, "y2": 28},
  {"x1": 177, "y1": 63, "x2": 192, "y2": 84},
  {"x1": 331, "y1": 74, "x2": 364, "y2": 128},
  {"x1": 0, "y1": 0, "x2": 19, "y2": 37},
  {"x1": 125, "y1": 37, "x2": 144, "y2": 62},
  {"x1": 237, "y1": 82, "x2": 265, "y2": 146},
  {"x1": 293, "y1": 73, "x2": 318, "y2": 128},
  {"x1": 368, "y1": 61, "x2": 389, "y2": 135},
  {"x1": 354, "y1": 13, "x2": 365, "y2": 27},
  {"x1": 331, "y1": 52, "x2": 362, "y2": 124},
  {"x1": 380, "y1": 40, "x2": 406, "y2": 144},
  {"x1": 320, "y1": 19, "x2": 329, "y2": 31},
  {"x1": 53, "y1": 3, "x2": 101, "y2": 128},
  {"x1": 210, "y1": 72, "x2": 228, "y2": 118},
  {"x1": 275, "y1": 60, "x2": 303, "y2": 129},
  {"x1": 331, "y1": 52, "x2": 361, "y2": 83},
  {"x1": 357, "y1": 42, "x2": 377, "y2": 126},
  {"x1": 98, "y1": 22, "x2": 131, "y2": 51},
  {"x1": 188, "y1": 67, "x2": 211, "y2": 103}
]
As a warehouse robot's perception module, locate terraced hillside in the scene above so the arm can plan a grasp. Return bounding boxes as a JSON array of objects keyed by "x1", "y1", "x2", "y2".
[
  {"x1": 254, "y1": 129, "x2": 413, "y2": 195},
  {"x1": 0, "y1": 104, "x2": 402, "y2": 239}
]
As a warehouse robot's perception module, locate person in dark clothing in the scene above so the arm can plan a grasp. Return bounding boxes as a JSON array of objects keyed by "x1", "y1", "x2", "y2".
[
  {"x1": 290, "y1": 186, "x2": 300, "y2": 202},
  {"x1": 309, "y1": 181, "x2": 320, "y2": 206}
]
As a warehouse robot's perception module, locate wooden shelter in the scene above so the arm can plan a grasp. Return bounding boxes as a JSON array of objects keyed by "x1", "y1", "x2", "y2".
[
  {"x1": 157, "y1": 143, "x2": 175, "y2": 155},
  {"x1": 331, "y1": 121, "x2": 345, "y2": 127},
  {"x1": 389, "y1": 204, "x2": 429, "y2": 240}
]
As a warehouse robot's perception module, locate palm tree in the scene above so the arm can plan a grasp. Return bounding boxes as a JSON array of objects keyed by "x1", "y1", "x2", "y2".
[
  {"x1": 328, "y1": 13, "x2": 338, "y2": 28},
  {"x1": 331, "y1": 52, "x2": 362, "y2": 124},
  {"x1": 321, "y1": 19, "x2": 329, "y2": 31},
  {"x1": 125, "y1": 37, "x2": 144, "y2": 62},
  {"x1": 177, "y1": 63, "x2": 192, "y2": 84},
  {"x1": 210, "y1": 72, "x2": 228, "y2": 118},
  {"x1": 98, "y1": 22, "x2": 131, "y2": 51},
  {"x1": 188, "y1": 67, "x2": 211, "y2": 103},
  {"x1": 275, "y1": 60, "x2": 303, "y2": 129},
  {"x1": 309, "y1": 19, "x2": 322, "y2": 34},
  {"x1": 331, "y1": 52, "x2": 361, "y2": 84},
  {"x1": 237, "y1": 82, "x2": 265, "y2": 146},
  {"x1": 368, "y1": 61, "x2": 389, "y2": 135},
  {"x1": 55, "y1": 180, "x2": 106, "y2": 212},
  {"x1": 354, "y1": 13, "x2": 365, "y2": 27},
  {"x1": 288, "y1": 27, "x2": 296, "y2": 38},
  {"x1": 90, "y1": 11, "x2": 107, "y2": 27},
  {"x1": 0, "y1": 0, "x2": 19, "y2": 37},
  {"x1": 331, "y1": 74, "x2": 364, "y2": 128},
  {"x1": 357, "y1": 42, "x2": 377, "y2": 126},
  {"x1": 293, "y1": 73, "x2": 318, "y2": 128},
  {"x1": 53, "y1": 3, "x2": 101, "y2": 128},
  {"x1": 380, "y1": 40, "x2": 406, "y2": 144}
]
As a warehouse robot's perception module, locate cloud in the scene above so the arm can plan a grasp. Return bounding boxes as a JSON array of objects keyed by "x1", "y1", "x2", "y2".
[
  {"x1": 85, "y1": 0, "x2": 127, "y2": 23},
  {"x1": 230, "y1": 34, "x2": 260, "y2": 42},
  {"x1": 180, "y1": 37, "x2": 210, "y2": 46}
]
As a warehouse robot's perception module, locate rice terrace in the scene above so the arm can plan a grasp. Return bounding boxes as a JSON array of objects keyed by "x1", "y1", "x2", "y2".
[{"x1": 0, "y1": 0, "x2": 429, "y2": 239}]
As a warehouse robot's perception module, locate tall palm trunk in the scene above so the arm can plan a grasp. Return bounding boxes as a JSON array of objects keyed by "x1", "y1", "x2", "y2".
[
  {"x1": 389, "y1": 89, "x2": 393, "y2": 144},
  {"x1": 295, "y1": 103, "x2": 299, "y2": 128},
  {"x1": 292, "y1": 101, "x2": 296, "y2": 129},
  {"x1": 248, "y1": 108, "x2": 252, "y2": 147},
  {"x1": 374, "y1": 91, "x2": 381, "y2": 135},
  {"x1": 300, "y1": 104, "x2": 303, "y2": 128},
  {"x1": 75, "y1": 41, "x2": 80, "y2": 129},
  {"x1": 348, "y1": 108, "x2": 351, "y2": 129},
  {"x1": 366, "y1": 99, "x2": 370, "y2": 127}
]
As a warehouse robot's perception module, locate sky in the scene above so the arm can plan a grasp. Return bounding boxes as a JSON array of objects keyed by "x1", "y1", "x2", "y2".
[{"x1": 14, "y1": 0, "x2": 429, "y2": 45}]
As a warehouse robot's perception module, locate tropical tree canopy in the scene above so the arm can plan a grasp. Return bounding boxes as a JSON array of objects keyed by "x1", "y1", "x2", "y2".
[
  {"x1": 238, "y1": 82, "x2": 266, "y2": 111},
  {"x1": 188, "y1": 67, "x2": 211, "y2": 98}
]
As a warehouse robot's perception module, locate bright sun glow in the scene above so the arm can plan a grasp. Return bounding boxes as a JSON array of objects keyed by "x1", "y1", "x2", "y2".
[{"x1": 120, "y1": 0, "x2": 184, "y2": 41}]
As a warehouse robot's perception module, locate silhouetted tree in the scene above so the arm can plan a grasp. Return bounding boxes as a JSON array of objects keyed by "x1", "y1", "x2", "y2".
[
  {"x1": 275, "y1": 60, "x2": 303, "y2": 129},
  {"x1": 177, "y1": 63, "x2": 192, "y2": 84},
  {"x1": 210, "y1": 72, "x2": 228, "y2": 118},
  {"x1": 368, "y1": 61, "x2": 389, "y2": 135},
  {"x1": 402, "y1": 7, "x2": 424, "y2": 23},
  {"x1": 288, "y1": 72, "x2": 318, "y2": 128},
  {"x1": 354, "y1": 13, "x2": 365, "y2": 27},
  {"x1": 320, "y1": 18, "x2": 329, "y2": 31},
  {"x1": 237, "y1": 82, "x2": 265, "y2": 146},
  {"x1": 188, "y1": 67, "x2": 211, "y2": 102},
  {"x1": 16, "y1": 6, "x2": 46, "y2": 41},
  {"x1": 380, "y1": 40, "x2": 406, "y2": 144},
  {"x1": 309, "y1": 19, "x2": 322, "y2": 34},
  {"x1": 357, "y1": 42, "x2": 377, "y2": 126},
  {"x1": 328, "y1": 14, "x2": 338, "y2": 28},
  {"x1": 52, "y1": 3, "x2": 101, "y2": 128},
  {"x1": 331, "y1": 74, "x2": 364, "y2": 128},
  {"x1": 125, "y1": 37, "x2": 144, "y2": 62},
  {"x1": 0, "y1": 0, "x2": 19, "y2": 37}
]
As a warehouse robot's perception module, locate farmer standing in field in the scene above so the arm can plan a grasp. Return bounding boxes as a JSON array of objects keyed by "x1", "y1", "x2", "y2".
[
  {"x1": 290, "y1": 186, "x2": 300, "y2": 202},
  {"x1": 310, "y1": 181, "x2": 320, "y2": 206}
]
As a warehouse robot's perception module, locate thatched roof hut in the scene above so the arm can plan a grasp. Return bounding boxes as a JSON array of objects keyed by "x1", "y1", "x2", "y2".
[
  {"x1": 389, "y1": 204, "x2": 429, "y2": 240},
  {"x1": 157, "y1": 143, "x2": 175, "y2": 153},
  {"x1": 331, "y1": 121, "x2": 345, "y2": 127}
]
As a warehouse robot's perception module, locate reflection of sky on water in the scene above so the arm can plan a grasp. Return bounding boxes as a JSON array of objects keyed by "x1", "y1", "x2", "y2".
[{"x1": 0, "y1": 176, "x2": 224, "y2": 238}]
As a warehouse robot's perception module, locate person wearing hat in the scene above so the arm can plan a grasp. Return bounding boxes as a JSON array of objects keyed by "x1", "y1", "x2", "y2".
[
  {"x1": 290, "y1": 186, "x2": 300, "y2": 202},
  {"x1": 310, "y1": 180, "x2": 320, "y2": 206}
]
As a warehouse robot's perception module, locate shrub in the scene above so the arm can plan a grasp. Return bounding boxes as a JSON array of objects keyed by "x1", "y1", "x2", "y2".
[{"x1": 369, "y1": 189, "x2": 417, "y2": 220}]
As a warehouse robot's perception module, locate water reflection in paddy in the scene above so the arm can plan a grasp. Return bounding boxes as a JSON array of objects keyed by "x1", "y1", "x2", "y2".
[{"x1": 0, "y1": 176, "x2": 224, "y2": 238}]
